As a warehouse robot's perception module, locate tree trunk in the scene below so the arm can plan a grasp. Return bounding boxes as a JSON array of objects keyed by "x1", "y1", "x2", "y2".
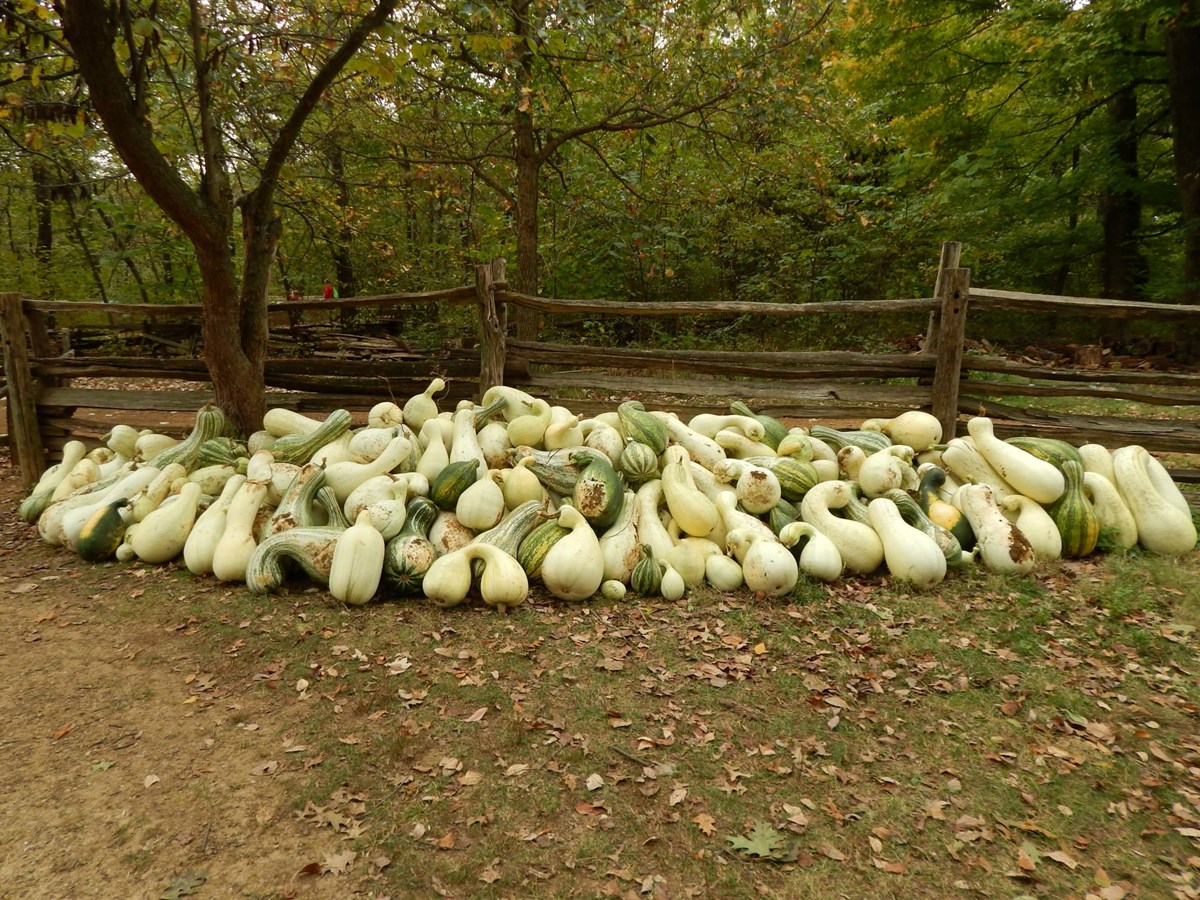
[
  {"x1": 329, "y1": 144, "x2": 358, "y2": 326},
  {"x1": 1167, "y1": 13, "x2": 1200, "y2": 301},
  {"x1": 31, "y1": 161, "x2": 53, "y2": 293},
  {"x1": 511, "y1": 0, "x2": 540, "y2": 341},
  {"x1": 1099, "y1": 84, "x2": 1147, "y2": 302}
]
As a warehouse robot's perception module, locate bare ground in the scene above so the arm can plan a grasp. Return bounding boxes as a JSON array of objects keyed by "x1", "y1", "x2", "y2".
[{"x1": 0, "y1": 455, "x2": 378, "y2": 900}]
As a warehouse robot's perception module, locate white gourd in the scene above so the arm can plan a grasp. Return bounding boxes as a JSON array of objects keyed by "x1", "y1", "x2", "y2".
[
  {"x1": 1144, "y1": 452, "x2": 1192, "y2": 518},
  {"x1": 541, "y1": 505, "x2": 604, "y2": 601},
  {"x1": 779, "y1": 520, "x2": 842, "y2": 582},
  {"x1": 328, "y1": 511, "x2": 385, "y2": 605},
  {"x1": 449, "y1": 401, "x2": 488, "y2": 478},
  {"x1": 507, "y1": 398, "x2": 552, "y2": 448},
  {"x1": 472, "y1": 543, "x2": 529, "y2": 611},
  {"x1": 130, "y1": 482, "x2": 203, "y2": 564},
  {"x1": 735, "y1": 465, "x2": 782, "y2": 514},
  {"x1": 812, "y1": 459, "x2": 840, "y2": 482},
  {"x1": 367, "y1": 400, "x2": 405, "y2": 429},
  {"x1": 704, "y1": 553, "x2": 744, "y2": 592},
  {"x1": 806, "y1": 435, "x2": 838, "y2": 464},
  {"x1": 687, "y1": 414, "x2": 766, "y2": 441},
  {"x1": 660, "y1": 564, "x2": 686, "y2": 601},
  {"x1": 500, "y1": 457, "x2": 545, "y2": 510},
  {"x1": 480, "y1": 385, "x2": 539, "y2": 421},
  {"x1": 866, "y1": 497, "x2": 947, "y2": 589},
  {"x1": 661, "y1": 446, "x2": 719, "y2": 538},
  {"x1": 954, "y1": 483, "x2": 1036, "y2": 575},
  {"x1": 60, "y1": 466, "x2": 159, "y2": 551},
  {"x1": 184, "y1": 474, "x2": 246, "y2": 575},
  {"x1": 715, "y1": 491, "x2": 776, "y2": 545},
  {"x1": 348, "y1": 427, "x2": 401, "y2": 463},
  {"x1": 129, "y1": 463, "x2": 187, "y2": 523},
  {"x1": 1112, "y1": 446, "x2": 1197, "y2": 555},
  {"x1": 456, "y1": 475, "x2": 506, "y2": 532},
  {"x1": 476, "y1": 422, "x2": 512, "y2": 471},
  {"x1": 344, "y1": 475, "x2": 399, "y2": 522},
  {"x1": 728, "y1": 528, "x2": 798, "y2": 597},
  {"x1": 857, "y1": 446, "x2": 916, "y2": 498},
  {"x1": 966, "y1": 417, "x2": 1064, "y2": 504},
  {"x1": 799, "y1": 481, "x2": 884, "y2": 575},
  {"x1": 543, "y1": 410, "x2": 584, "y2": 450},
  {"x1": 837, "y1": 446, "x2": 866, "y2": 482},
  {"x1": 134, "y1": 432, "x2": 178, "y2": 462},
  {"x1": 600, "y1": 580, "x2": 627, "y2": 602},
  {"x1": 105, "y1": 426, "x2": 141, "y2": 460},
  {"x1": 263, "y1": 408, "x2": 322, "y2": 437},
  {"x1": 1000, "y1": 495, "x2": 1062, "y2": 560},
  {"x1": 402, "y1": 377, "x2": 445, "y2": 432},
  {"x1": 1082, "y1": 472, "x2": 1138, "y2": 550},
  {"x1": 422, "y1": 545, "x2": 474, "y2": 608},
  {"x1": 635, "y1": 480, "x2": 678, "y2": 563},
  {"x1": 430, "y1": 511, "x2": 476, "y2": 555},
  {"x1": 599, "y1": 490, "x2": 641, "y2": 583},
  {"x1": 212, "y1": 479, "x2": 270, "y2": 582},
  {"x1": 652, "y1": 412, "x2": 727, "y2": 472},
  {"x1": 323, "y1": 434, "x2": 412, "y2": 504},
  {"x1": 50, "y1": 457, "x2": 100, "y2": 502},
  {"x1": 310, "y1": 431, "x2": 354, "y2": 467},
  {"x1": 416, "y1": 418, "x2": 450, "y2": 482},
  {"x1": 876, "y1": 410, "x2": 942, "y2": 452},
  {"x1": 666, "y1": 537, "x2": 718, "y2": 587},
  {"x1": 940, "y1": 437, "x2": 1014, "y2": 500},
  {"x1": 714, "y1": 429, "x2": 777, "y2": 460},
  {"x1": 1078, "y1": 443, "x2": 1116, "y2": 485},
  {"x1": 582, "y1": 419, "x2": 627, "y2": 465}
]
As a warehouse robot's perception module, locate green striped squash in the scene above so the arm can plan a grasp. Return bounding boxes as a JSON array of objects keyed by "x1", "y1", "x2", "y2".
[{"x1": 1048, "y1": 460, "x2": 1099, "y2": 557}]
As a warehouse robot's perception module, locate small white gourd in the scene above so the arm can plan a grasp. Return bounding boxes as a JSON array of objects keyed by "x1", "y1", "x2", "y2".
[
  {"x1": 541, "y1": 505, "x2": 604, "y2": 601},
  {"x1": 866, "y1": 497, "x2": 947, "y2": 589},
  {"x1": 329, "y1": 511, "x2": 385, "y2": 605},
  {"x1": 1000, "y1": 495, "x2": 1061, "y2": 561}
]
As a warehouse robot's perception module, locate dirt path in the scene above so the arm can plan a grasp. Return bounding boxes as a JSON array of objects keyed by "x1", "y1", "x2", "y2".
[{"x1": 0, "y1": 457, "x2": 373, "y2": 900}]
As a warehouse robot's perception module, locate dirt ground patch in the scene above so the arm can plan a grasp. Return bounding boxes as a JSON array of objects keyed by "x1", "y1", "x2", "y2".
[{"x1": 0, "y1": 455, "x2": 376, "y2": 900}]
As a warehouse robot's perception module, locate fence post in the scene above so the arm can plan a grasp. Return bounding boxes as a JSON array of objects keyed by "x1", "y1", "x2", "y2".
[
  {"x1": 0, "y1": 292, "x2": 46, "y2": 488},
  {"x1": 929, "y1": 268, "x2": 970, "y2": 440},
  {"x1": 476, "y1": 258, "x2": 507, "y2": 398},
  {"x1": 924, "y1": 241, "x2": 962, "y2": 354}
]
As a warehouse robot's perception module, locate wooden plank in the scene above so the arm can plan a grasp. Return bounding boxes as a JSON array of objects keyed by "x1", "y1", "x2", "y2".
[
  {"x1": 962, "y1": 395, "x2": 1200, "y2": 453},
  {"x1": 930, "y1": 268, "x2": 970, "y2": 439},
  {"x1": 0, "y1": 292, "x2": 46, "y2": 486},
  {"x1": 959, "y1": 379, "x2": 1200, "y2": 406},
  {"x1": 22, "y1": 285, "x2": 478, "y2": 317},
  {"x1": 964, "y1": 355, "x2": 1200, "y2": 386},
  {"x1": 508, "y1": 340, "x2": 935, "y2": 378},
  {"x1": 971, "y1": 287, "x2": 1200, "y2": 322},
  {"x1": 498, "y1": 290, "x2": 940, "y2": 318},
  {"x1": 514, "y1": 371, "x2": 929, "y2": 407}
]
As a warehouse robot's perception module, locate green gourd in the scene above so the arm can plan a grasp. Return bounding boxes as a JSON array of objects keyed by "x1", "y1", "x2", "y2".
[
  {"x1": 1048, "y1": 459, "x2": 1100, "y2": 558},
  {"x1": 631, "y1": 545, "x2": 664, "y2": 597}
]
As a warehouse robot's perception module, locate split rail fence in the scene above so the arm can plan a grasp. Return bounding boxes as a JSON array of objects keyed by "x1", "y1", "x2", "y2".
[{"x1": 3, "y1": 243, "x2": 1200, "y2": 491}]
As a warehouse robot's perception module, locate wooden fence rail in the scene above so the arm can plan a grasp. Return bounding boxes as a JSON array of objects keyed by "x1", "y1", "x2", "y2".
[{"x1": 3, "y1": 243, "x2": 1200, "y2": 491}]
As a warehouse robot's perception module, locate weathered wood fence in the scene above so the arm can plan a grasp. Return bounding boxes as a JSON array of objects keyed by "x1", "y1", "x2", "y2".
[{"x1": 3, "y1": 243, "x2": 1200, "y2": 490}]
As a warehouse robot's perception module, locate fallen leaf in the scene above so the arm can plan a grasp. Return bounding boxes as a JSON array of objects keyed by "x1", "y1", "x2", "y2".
[
  {"x1": 323, "y1": 849, "x2": 356, "y2": 875},
  {"x1": 1046, "y1": 850, "x2": 1078, "y2": 870},
  {"x1": 464, "y1": 706, "x2": 488, "y2": 723},
  {"x1": 457, "y1": 770, "x2": 485, "y2": 786},
  {"x1": 435, "y1": 832, "x2": 456, "y2": 850},
  {"x1": 479, "y1": 867, "x2": 501, "y2": 884},
  {"x1": 1017, "y1": 843, "x2": 1038, "y2": 872},
  {"x1": 338, "y1": 734, "x2": 360, "y2": 745},
  {"x1": 669, "y1": 786, "x2": 688, "y2": 807},
  {"x1": 693, "y1": 813, "x2": 717, "y2": 836},
  {"x1": 586, "y1": 773, "x2": 605, "y2": 792},
  {"x1": 52, "y1": 723, "x2": 73, "y2": 741},
  {"x1": 504, "y1": 763, "x2": 529, "y2": 777},
  {"x1": 144, "y1": 774, "x2": 160, "y2": 788},
  {"x1": 370, "y1": 855, "x2": 391, "y2": 871},
  {"x1": 820, "y1": 844, "x2": 846, "y2": 861},
  {"x1": 298, "y1": 862, "x2": 322, "y2": 877},
  {"x1": 160, "y1": 870, "x2": 207, "y2": 899}
]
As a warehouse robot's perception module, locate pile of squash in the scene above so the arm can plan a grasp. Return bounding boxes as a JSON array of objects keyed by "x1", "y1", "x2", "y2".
[{"x1": 16, "y1": 379, "x2": 1198, "y2": 609}]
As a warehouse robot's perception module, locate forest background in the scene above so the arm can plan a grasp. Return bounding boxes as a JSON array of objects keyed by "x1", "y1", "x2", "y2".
[{"x1": 1, "y1": 2, "x2": 1196, "y2": 374}]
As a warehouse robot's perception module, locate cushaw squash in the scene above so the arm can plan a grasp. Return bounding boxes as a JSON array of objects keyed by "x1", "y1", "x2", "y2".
[
  {"x1": 19, "y1": 440, "x2": 88, "y2": 523},
  {"x1": 328, "y1": 511, "x2": 386, "y2": 605},
  {"x1": 1082, "y1": 471, "x2": 1138, "y2": 551},
  {"x1": 867, "y1": 497, "x2": 946, "y2": 589},
  {"x1": 185, "y1": 474, "x2": 247, "y2": 575},
  {"x1": 212, "y1": 479, "x2": 271, "y2": 582},
  {"x1": 128, "y1": 481, "x2": 204, "y2": 564},
  {"x1": 1112, "y1": 446, "x2": 1197, "y2": 555},
  {"x1": 541, "y1": 505, "x2": 604, "y2": 601},
  {"x1": 799, "y1": 481, "x2": 884, "y2": 575},
  {"x1": 954, "y1": 483, "x2": 1035, "y2": 575},
  {"x1": 966, "y1": 417, "x2": 1064, "y2": 504}
]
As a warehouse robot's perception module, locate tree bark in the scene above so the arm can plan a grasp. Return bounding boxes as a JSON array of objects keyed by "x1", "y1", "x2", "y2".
[
  {"x1": 1167, "y1": 12, "x2": 1200, "y2": 301},
  {"x1": 1099, "y1": 84, "x2": 1147, "y2": 302},
  {"x1": 511, "y1": 0, "x2": 540, "y2": 341}
]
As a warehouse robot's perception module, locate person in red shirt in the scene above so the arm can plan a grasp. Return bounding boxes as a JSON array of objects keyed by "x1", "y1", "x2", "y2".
[{"x1": 322, "y1": 279, "x2": 334, "y2": 300}]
